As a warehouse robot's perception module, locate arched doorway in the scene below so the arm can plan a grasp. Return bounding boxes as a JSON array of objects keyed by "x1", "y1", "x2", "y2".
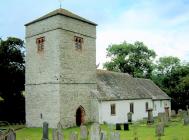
[{"x1": 76, "y1": 106, "x2": 85, "y2": 126}]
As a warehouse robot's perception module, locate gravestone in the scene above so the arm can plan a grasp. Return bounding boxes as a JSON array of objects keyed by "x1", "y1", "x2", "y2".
[
  {"x1": 0, "y1": 135, "x2": 5, "y2": 140},
  {"x1": 156, "y1": 122, "x2": 164, "y2": 136},
  {"x1": 133, "y1": 125, "x2": 138, "y2": 140},
  {"x1": 116, "y1": 123, "x2": 121, "y2": 130},
  {"x1": 42, "y1": 122, "x2": 49, "y2": 140},
  {"x1": 57, "y1": 122, "x2": 63, "y2": 140},
  {"x1": 182, "y1": 111, "x2": 188, "y2": 118},
  {"x1": 110, "y1": 132, "x2": 120, "y2": 140},
  {"x1": 124, "y1": 123, "x2": 129, "y2": 131},
  {"x1": 80, "y1": 125, "x2": 88, "y2": 140},
  {"x1": 147, "y1": 109, "x2": 154, "y2": 124},
  {"x1": 108, "y1": 124, "x2": 114, "y2": 131},
  {"x1": 158, "y1": 113, "x2": 168, "y2": 126},
  {"x1": 52, "y1": 128, "x2": 57, "y2": 140},
  {"x1": 69, "y1": 132, "x2": 78, "y2": 140},
  {"x1": 164, "y1": 107, "x2": 169, "y2": 117},
  {"x1": 90, "y1": 123, "x2": 100, "y2": 140},
  {"x1": 7, "y1": 129, "x2": 16, "y2": 140},
  {"x1": 171, "y1": 110, "x2": 176, "y2": 117},
  {"x1": 177, "y1": 109, "x2": 182, "y2": 117},
  {"x1": 127, "y1": 112, "x2": 132, "y2": 123},
  {"x1": 186, "y1": 105, "x2": 189, "y2": 115},
  {"x1": 100, "y1": 131, "x2": 107, "y2": 140},
  {"x1": 184, "y1": 116, "x2": 189, "y2": 125}
]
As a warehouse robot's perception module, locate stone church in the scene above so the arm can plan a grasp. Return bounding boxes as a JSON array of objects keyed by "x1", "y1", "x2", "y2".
[{"x1": 25, "y1": 8, "x2": 171, "y2": 128}]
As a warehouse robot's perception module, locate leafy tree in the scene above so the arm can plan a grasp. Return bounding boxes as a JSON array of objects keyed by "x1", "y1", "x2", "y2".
[
  {"x1": 103, "y1": 41, "x2": 156, "y2": 78},
  {"x1": 152, "y1": 56, "x2": 181, "y2": 91},
  {"x1": 152, "y1": 57, "x2": 189, "y2": 110},
  {"x1": 155, "y1": 56, "x2": 181, "y2": 76},
  {"x1": 0, "y1": 37, "x2": 25, "y2": 122}
]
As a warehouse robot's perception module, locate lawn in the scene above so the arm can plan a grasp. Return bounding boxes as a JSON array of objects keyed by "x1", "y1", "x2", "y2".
[{"x1": 14, "y1": 118, "x2": 189, "y2": 140}]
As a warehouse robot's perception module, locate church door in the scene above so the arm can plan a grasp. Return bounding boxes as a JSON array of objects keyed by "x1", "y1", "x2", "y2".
[{"x1": 76, "y1": 106, "x2": 85, "y2": 126}]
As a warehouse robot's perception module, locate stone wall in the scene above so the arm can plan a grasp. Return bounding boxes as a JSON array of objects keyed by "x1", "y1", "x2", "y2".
[
  {"x1": 25, "y1": 29, "x2": 61, "y2": 84},
  {"x1": 25, "y1": 84, "x2": 60, "y2": 128},
  {"x1": 60, "y1": 84, "x2": 96, "y2": 128}
]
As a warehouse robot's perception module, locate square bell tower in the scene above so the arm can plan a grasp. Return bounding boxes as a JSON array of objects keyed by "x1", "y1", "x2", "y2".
[{"x1": 25, "y1": 8, "x2": 97, "y2": 128}]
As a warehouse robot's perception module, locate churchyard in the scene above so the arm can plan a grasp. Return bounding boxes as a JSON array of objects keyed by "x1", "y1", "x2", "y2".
[{"x1": 1, "y1": 110, "x2": 188, "y2": 140}]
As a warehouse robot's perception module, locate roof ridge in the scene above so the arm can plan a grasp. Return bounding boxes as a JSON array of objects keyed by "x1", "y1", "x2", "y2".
[
  {"x1": 96, "y1": 69, "x2": 131, "y2": 76},
  {"x1": 25, "y1": 8, "x2": 97, "y2": 26}
]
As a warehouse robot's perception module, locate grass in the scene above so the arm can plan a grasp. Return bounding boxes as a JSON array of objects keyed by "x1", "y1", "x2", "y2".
[{"x1": 12, "y1": 117, "x2": 189, "y2": 140}]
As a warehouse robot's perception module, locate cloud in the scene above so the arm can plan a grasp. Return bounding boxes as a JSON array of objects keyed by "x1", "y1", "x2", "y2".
[
  {"x1": 1, "y1": 0, "x2": 189, "y2": 67},
  {"x1": 96, "y1": 0, "x2": 189, "y2": 68}
]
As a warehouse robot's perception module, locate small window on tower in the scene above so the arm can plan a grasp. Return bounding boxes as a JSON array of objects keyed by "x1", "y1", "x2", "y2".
[
  {"x1": 36, "y1": 37, "x2": 45, "y2": 52},
  {"x1": 74, "y1": 36, "x2": 83, "y2": 50}
]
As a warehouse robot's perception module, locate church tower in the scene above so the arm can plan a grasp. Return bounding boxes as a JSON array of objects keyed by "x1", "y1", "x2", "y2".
[{"x1": 25, "y1": 9, "x2": 97, "y2": 128}]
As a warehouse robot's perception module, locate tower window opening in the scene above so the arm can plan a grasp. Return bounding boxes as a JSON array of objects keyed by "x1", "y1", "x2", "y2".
[
  {"x1": 36, "y1": 36, "x2": 45, "y2": 52},
  {"x1": 74, "y1": 36, "x2": 83, "y2": 50}
]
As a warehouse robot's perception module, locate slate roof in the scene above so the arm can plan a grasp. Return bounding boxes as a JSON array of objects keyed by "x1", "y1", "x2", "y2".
[
  {"x1": 134, "y1": 78, "x2": 171, "y2": 100},
  {"x1": 96, "y1": 70, "x2": 152, "y2": 101},
  {"x1": 25, "y1": 8, "x2": 97, "y2": 26},
  {"x1": 96, "y1": 70, "x2": 170, "y2": 101}
]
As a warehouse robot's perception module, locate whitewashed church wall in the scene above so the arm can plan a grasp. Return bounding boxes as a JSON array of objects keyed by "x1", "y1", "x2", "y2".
[
  {"x1": 98, "y1": 99, "x2": 152, "y2": 124},
  {"x1": 152, "y1": 100, "x2": 171, "y2": 116}
]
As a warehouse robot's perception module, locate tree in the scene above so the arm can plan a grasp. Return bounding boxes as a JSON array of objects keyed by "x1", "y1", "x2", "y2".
[
  {"x1": 152, "y1": 57, "x2": 189, "y2": 110},
  {"x1": 103, "y1": 41, "x2": 156, "y2": 78},
  {"x1": 0, "y1": 37, "x2": 25, "y2": 122},
  {"x1": 152, "y1": 56, "x2": 181, "y2": 91},
  {"x1": 155, "y1": 56, "x2": 181, "y2": 76}
]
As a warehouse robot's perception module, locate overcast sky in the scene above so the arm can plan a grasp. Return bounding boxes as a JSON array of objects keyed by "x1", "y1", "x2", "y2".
[{"x1": 1, "y1": 0, "x2": 189, "y2": 67}]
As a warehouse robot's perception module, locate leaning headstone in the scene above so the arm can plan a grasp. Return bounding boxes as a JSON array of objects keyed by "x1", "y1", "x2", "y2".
[
  {"x1": 184, "y1": 116, "x2": 189, "y2": 125},
  {"x1": 110, "y1": 132, "x2": 120, "y2": 140},
  {"x1": 7, "y1": 129, "x2": 16, "y2": 140},
  {"x1": 127, "y1": 112, "x2": 132, "y2": 123},
  {"x1": 100, "y1": 131, "x2": 107, "y2": 140},
  {"x1": 57, "y1": 124, "x2": 63, "y2": 140},
  {"x1": 90, "y1": 123, "x2": 100, "y2": 140},
  {"x1": 80, "y1": 125, "x2": 88, "y2": 140},
  {"x1": 147, "y1": 109, "x2": 154, "y2": 124},
  {"x1": 69, "y1": 132, "x2": 78, "y2": 140},
  {"x1": 156, "y1": 122, "x2": 164, "y2": 136},
  {"x1": 42, "y1": 122, "x2": 49, "y2": 140},
  {"x1": 171, "y1": 110, "x2": 176, "y2": 117}
]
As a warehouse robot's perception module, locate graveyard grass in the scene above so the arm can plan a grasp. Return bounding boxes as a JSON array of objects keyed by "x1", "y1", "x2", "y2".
[{"x1": 15, "y1": 118, "x2": 189, "y2": 140}]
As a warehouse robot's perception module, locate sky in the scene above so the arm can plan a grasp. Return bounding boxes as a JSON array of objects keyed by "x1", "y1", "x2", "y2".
[{"x1": 1, "y1": 0, "x2": 189, "y2": 67}]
